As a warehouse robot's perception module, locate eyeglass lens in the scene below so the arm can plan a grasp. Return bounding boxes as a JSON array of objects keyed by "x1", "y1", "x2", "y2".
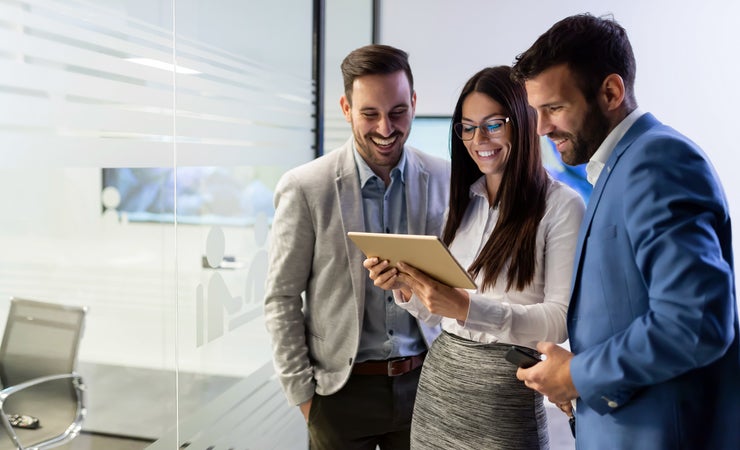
[{"x1": 454, "y1": 119, "x2": 507, "y2": 141}]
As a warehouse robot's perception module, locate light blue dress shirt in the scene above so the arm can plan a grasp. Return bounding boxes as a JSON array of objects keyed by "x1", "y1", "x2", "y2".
[{"x1": 353, "y1": 146, "x2": 426, "y2": 362}]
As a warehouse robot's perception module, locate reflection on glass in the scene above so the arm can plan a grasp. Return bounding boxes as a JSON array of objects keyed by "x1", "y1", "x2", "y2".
[{"x1": 102, "y1": 167, "x2": 280, "y2": 225}]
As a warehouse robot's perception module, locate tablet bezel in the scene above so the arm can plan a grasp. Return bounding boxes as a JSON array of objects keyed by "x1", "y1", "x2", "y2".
[{"x1": 347, "y1": 232, "x2": 476, "y2": 289}]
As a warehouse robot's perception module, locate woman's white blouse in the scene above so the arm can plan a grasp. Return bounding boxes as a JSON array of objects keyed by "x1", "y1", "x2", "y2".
[{"x1": 396, "y1": 176, "x2": 585, "y2": 349}]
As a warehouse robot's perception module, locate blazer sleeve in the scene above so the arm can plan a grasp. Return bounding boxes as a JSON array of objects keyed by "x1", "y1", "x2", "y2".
[
  {"x1": 571, "y1": 134, "x2": 736, "y2": 414},
  {"x1": 263, "y1": 171, "x2": 317, "y2": 406}
]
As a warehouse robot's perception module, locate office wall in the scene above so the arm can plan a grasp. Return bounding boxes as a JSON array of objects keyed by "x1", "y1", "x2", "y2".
[{"x1": 380, "y1": 0, "x2": 740, "y2": 293}]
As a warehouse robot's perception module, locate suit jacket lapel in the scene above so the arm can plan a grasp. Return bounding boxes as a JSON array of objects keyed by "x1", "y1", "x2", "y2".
[
  {"x1": 404, "y1": 149, "x2": 430, "y2": 235},
  {"x1": 337, "y1": 141, "x2": 364, "y2": 234},
  {"x1": 399, "y1": 148, "x2": 440, "y2": 347},
  {"x1": 569, "y1": 113, "x2": 661, "y2": 315},
  {"x1": 335, "y1": 140, "x2": 367, "y2": 313}
]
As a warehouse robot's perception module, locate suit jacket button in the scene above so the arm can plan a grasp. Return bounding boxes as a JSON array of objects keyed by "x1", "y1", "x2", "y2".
[{"x1": 607, "y1": 400, "x2": 618, "y2": 408}]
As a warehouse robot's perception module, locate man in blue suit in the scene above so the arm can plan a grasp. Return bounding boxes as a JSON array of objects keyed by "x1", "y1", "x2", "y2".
[{"x1": 512, "y1": 14, "x2": 739, "y2": 449}]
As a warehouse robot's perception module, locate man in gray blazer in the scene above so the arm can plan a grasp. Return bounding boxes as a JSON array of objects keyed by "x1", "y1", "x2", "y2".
[{"x1": 264, "y1": 44, "x2": 450, "y2": 449}]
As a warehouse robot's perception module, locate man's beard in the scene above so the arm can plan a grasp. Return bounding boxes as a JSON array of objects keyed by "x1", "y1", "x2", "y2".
[
  {"x1": 353, "y1": 127, "x2": 405, "y2": 168},
  {"x1": 555, "y1": 103, "x2": 611, "y2": 166}
]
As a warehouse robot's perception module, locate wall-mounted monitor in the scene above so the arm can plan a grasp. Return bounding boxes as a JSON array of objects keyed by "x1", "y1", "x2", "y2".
[{"x1": 101, "y1": 166, "x2": 280, "y2": 226}]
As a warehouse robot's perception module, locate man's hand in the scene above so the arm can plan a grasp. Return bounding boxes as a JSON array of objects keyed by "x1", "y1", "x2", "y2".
[
  {"x1": 364, "y1": 258, "x2": 405, "y2": 291},
  {"x1": 299, "y1": 399, "x2": 312, "y2": 422},
  {"x1": 516, "y1": 341, "x2": 579, "y2": 404},
  {"x1": 555, "y1": 400, "x2": 574, "y2": 418}
]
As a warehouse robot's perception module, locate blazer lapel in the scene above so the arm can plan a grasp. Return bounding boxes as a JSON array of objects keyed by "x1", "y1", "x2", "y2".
[
  {"x1": 404, "y1": 149, "x2": 430, "y2": 235},
  {"x1": 335, "y1": 141, "x2": 367, "y2": 312},
  {"x1": 400, "y1": 149, "x2": 442, "y2": 347},
  {"x1": 569, "y1": 113, "x2": 661, "y2": 312},
  {"x1": 337, "y1": 142, "x2": 364, "y2": 234}
]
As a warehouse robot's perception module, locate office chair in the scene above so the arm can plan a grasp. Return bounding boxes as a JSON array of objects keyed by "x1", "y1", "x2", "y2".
[{"x1": 0, "y1": 298, "x2": 87, "y2": 450}]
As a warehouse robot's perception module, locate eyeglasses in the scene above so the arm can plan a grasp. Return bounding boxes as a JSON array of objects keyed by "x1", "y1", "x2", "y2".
[{"x1": 453, "y1": 117, "x2": 510, "y2": 141}]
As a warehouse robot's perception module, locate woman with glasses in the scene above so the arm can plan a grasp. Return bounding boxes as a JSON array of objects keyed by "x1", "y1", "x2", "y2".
[{"x1": 364, "y1": 66, "x2": 585, "y2": 449}]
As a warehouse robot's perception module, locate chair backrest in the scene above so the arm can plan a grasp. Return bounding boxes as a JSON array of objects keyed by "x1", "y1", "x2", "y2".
[
  {"x1": 0, "y1": 298, "x2": 87, "y2": 450},
  {"x1": 0, "y1": 298, "x2": 86, "y2": 388}
]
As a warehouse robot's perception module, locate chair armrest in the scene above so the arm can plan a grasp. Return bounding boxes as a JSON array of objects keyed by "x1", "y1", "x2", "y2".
[
  {"x1": 0, "y1": 373, "x2": 83, "y2": 403},
  {"x1": 0, "y1": 373, "x2": 86, "y2": 450}
]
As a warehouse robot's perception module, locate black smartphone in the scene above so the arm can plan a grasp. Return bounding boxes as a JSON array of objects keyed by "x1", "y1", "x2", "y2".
[{"x1": 504, "y1": 346, "x2": 541, "y2": 368}]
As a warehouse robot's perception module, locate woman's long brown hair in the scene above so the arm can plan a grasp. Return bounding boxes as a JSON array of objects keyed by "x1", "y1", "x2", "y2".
[{"x1": 442, "y1": 66, "x2": 548, "y2": 291}]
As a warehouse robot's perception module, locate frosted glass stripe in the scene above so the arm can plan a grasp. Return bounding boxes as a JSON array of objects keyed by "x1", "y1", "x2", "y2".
[
  {"x1": 0, "y1": 133, "x2": 314, "y2": 168},
  {"x1": 0, "y1": 0, "x2": 315, "y2": 167}
]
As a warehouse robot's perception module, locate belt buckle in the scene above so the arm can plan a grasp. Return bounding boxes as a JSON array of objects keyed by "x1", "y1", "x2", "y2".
[{"x1": 387, "y1": 357, "x2": 408, "y2": 377}]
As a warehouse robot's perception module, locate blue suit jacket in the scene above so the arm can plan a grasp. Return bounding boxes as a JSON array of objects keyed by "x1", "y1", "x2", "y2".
[{"x1": 568, "y1": 113, "x2": 740, "y2": 449}]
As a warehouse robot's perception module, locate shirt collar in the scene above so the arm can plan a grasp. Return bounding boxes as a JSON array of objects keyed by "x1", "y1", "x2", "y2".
[
  {"x1": 586, "y1": 108, "x2": 645, "y2": 186},
  {"x1": 469, "y1": 175, "x2": 488, "y2": 199},
  {"x1": 353, "y1": 140, "x2": 407, "y2": 187}
]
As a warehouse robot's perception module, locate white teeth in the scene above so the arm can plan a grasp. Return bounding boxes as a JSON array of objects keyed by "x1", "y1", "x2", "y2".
[
  {"x1": 477, "y1": 150, "x2": 495, "y2": 157},
  {"x1": 372, "y1": 136, "x2": 397, "y2": 146}
]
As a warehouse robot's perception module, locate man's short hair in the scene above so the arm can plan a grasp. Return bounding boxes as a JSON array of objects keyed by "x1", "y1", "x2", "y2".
[
  {"x1": 512, "y1": 13, "x2": 636, "y2": 104},
  {"x1": 341, "y1": 44, "x2": 414, "y2": 104}
]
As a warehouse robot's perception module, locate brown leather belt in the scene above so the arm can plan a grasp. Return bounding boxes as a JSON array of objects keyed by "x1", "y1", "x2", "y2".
[{"x1": 352, "y1": 352, "x2": 426, "y2": 377}]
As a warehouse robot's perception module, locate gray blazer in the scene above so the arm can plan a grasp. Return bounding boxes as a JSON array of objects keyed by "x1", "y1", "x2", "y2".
[{"x1": 264, "y1": 138, "x2": 450, "y2": 405}]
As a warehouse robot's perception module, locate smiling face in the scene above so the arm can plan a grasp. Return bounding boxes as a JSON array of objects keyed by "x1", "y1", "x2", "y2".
[
  {"x1": 460, "y1": 92, "x2": 512, "y2": 190},
  {"x1": 525, "y1": 64, "x2": 610, "y2": 166},
  {"x1": 340, "y1": 70, "x2": 415, "y2": 182}
]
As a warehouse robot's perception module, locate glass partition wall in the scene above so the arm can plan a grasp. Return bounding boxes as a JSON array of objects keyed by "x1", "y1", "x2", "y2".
[
  {"x1": 164, "y1": 1, "x2": 315, "y2": 448},
  {"x1": 0, "y1": 0, "x2": 315, "y2": 447}
]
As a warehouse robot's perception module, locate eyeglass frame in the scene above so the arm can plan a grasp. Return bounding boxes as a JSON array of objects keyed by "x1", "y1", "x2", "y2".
[{"x1": 453, "y1": 117, "x2": 510, "y2": 141}]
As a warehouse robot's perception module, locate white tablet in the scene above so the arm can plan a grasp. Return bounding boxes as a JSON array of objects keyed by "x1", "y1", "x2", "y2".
[{"x1": 347, "y1": 232, "x2": 476, "y2": 289}]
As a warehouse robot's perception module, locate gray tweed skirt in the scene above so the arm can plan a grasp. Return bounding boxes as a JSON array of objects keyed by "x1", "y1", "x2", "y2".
[{"x1": 411, "y1": 331, "x2": 549, "y2": 449}]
